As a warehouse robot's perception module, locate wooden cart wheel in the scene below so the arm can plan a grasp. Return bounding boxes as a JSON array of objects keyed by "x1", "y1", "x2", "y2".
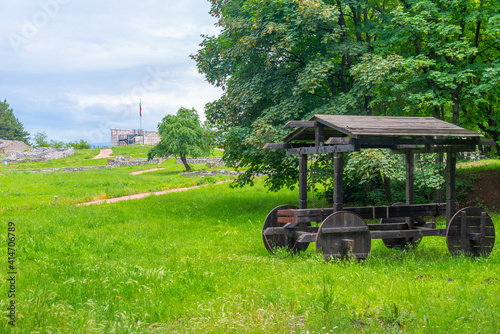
[
  {"x1": 381, "y1": 203, "x2": 424, "y2": 250},
  {"x1": 316, "y1": 211, "x2": 371, "y2": 260},
  {"x1": 446, "y1": 207, "x2": 495, "y2": 257},
  {"x1": 262, "y1": 205, "x2": 310, "y2": 255}
]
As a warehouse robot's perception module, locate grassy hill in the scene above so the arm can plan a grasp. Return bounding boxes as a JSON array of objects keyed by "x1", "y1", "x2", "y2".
[{"x1": 0, "y1": 147, "x2": 499, "y2": 333}]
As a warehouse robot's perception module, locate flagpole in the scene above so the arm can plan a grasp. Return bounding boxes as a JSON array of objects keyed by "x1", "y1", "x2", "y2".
[{"x1": 139, "y1": 98, "x2": 143, "y2": 145}]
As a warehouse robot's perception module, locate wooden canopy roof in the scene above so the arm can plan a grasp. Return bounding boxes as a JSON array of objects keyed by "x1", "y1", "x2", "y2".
[
  {"x1": 283, "y1": 115, "x2": 481, "y2": 143},
  {"x1": 264, "y1": 115, "x2": 489, "y2": 155}
]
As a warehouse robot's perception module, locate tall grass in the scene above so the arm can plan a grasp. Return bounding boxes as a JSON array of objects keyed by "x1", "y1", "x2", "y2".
[{"x1": 0, "y1": 152, "x2": 498, "y2": 333}]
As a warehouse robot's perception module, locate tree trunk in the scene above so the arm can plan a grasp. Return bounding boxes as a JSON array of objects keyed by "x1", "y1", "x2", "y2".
[{"x1": 180, "y1": 156, "x2": 191, "y2": 171}]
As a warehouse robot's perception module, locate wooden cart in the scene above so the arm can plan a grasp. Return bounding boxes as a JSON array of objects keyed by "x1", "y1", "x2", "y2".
[{"x1": 262, "y1": 115, "x2": 496, "y2": 259}]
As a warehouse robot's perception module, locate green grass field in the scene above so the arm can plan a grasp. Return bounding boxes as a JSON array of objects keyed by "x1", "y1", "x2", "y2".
[{"x1": 1, "y1": 147, "x2": 499, "y2": 333}]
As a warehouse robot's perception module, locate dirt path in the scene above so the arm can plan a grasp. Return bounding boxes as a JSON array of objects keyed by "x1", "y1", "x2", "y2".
[
  {"x1": 92, "y1": 149, "x2": 113, "y2": 160},
  {"x1": 130, "y1": 168, "x2": 165, "y2": 175},
  {"x1": 77, "y1": 181, "x2": 229, "y2": 206}
]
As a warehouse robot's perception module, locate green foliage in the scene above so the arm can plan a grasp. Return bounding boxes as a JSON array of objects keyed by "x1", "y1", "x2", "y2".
[
  {"x1": 65, "y1": 139, "x2": 91, "y2": 150},
  {"x1": 193, "y1": 0, "x2": 375, "y2": 190},
  {"x1": 148, "y1": 107, "x2": 211, "y2": 171},
  {"x1": 342, "y1": 150, "x2": 446, "y2": 205},
  {"x1": 194, "y1": 0, "x2": 500, "y2": 192},
  {"x1": 31, "y1": 131, "x2": 50, "y2": 147},
  {"x1": 0, "y1": 99, "x2": 29, "y2": 143},
  {"x1": 33, "y1": 132, "x2": 91, "y2": 150}
]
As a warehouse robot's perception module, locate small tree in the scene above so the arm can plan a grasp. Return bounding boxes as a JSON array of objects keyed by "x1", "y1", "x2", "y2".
[
  {"x1": 0, "y1": 99, "x2": 29, "y2": 143},
  {"x1": 31, "y1": 132, "x2": 50, "y2": 147},
  {"x1": 148, "y1": 107, "x2": 211, "y2": 171}
]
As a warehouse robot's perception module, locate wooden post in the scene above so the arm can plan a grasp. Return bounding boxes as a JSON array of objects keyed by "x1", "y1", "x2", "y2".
[
  {"x1": 405, "y1": 151, "x2": 414, "y2": 205},
  {"x1": 446, "y1": 150, "x2": 457, "y2": 226},
  {"x1": 333, "y1": 152, "x2": 343, "y2": 211},
  {"x1": 299, "y1": 154, "x2": 308, "y2": 209},
  {"x1": 433, "y1": 152, "x2": 444, "y2": 203},
  {"x1": 315, "y1": 124, "x2": 324, "y2": 147},
  {"x1": 405, "y1": 152, "x2": 415, "y2": 229}
]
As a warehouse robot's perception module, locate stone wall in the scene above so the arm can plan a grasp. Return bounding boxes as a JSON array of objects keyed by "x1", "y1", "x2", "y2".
[
  {"x1": 0, "y1": 140, "x2": 33, "y2": 155},
  {"x1": 181, "y1": 169, "x2": 240, "y2": 177},
  {"x1": 15, "y1": 166, "x2": 110, "y2": 173},
  {"x1": 110, "y1": 128, "x2": 160, "y2": 147},
  {"x1": 4, "y1": 147, "x2": 74, "y2": 163},
  {"x1": 107, "y1": 155, "x2": 164, "y2": 167},
  {"x1": 175, "y1": 157, "x2": 225, "y2": 168}
]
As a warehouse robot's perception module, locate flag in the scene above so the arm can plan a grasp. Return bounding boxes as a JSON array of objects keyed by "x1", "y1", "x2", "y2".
[{"x1": 139, "y1": 101, "x2": 142, "y2": 117}]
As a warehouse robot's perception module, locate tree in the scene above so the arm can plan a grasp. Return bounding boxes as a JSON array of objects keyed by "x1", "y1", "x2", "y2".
[
  {"x1": 31, "y1": 132, "x2": 50, "y2": 148},
  {"x1": 194, "y1": 0, "x2": 500, "y2": 192},
  {"x1": 148, "y1": 107, "x2": 211, "y2": 171},
  {"x1": 0, "y1": 99, "x2": 30, "y2": 143},
  {"x1": 193, "y1": 0, "x2": 384, "y2": 190},
  {"x1": 352, "y1": 0, "x2": 500, "y2": 138}
]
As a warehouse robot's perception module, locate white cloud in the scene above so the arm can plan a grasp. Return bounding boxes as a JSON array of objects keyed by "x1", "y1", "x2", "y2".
[{"x1": 0, "y1": 0, "x2": 221, "y2": 143}]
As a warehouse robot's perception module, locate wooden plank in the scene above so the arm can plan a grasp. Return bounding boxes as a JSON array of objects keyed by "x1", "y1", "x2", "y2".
[
  {"x1": 391, "y1": 145, "x2": 476, "y2": 154},
  {"x1": 263, "y1": 143, "x2": 290, "y2": 149},
  {"x1": 286, "y1": 145, "x2": 356, "y2": 155},
  {"x1": 285, "y1": 121, "x2": 317, "y2": 128},
  {"x1": 371, "y1": 228, "x2": 447, "y2": 239},
  {"x1": 321, "y1": 226, "x2": 370, "y2": 234},
  {"x1": 325, "y1": 137, "x2": 355, "y2": 145},
  {"x1": 367, "y1": 222, "x2": 408, "y2": 231},
  {"x1": 283, "y1": 204, "x2": 446, "y2": 223}
]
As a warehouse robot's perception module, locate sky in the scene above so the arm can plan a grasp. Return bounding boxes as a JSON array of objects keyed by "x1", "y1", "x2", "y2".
[{"x1": 0, "y1": 0, "x2": 222, "y2": 144}]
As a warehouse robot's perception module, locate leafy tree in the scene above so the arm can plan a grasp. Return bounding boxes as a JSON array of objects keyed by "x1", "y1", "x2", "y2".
[
  {"x1": 31, "y1": 132, "x2": 50, "y2": 148},
  {"x1": 148, "y1": 107, "x2": 211, "y2": 171},
  {"x1": 193, "y1": 0, "x2": 384, "y2": 190},
  {"x1": 194, "y1": 0, "x2": 500, "y2": 192},
  {"x1": 353, "y1": 0, "x2": 500, "y2": 144},
  {"x1": 0, "y1": 99, "x2": 30, "y2": 143}
]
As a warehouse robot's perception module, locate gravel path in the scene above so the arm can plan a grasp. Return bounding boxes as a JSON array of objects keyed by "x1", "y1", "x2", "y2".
[
  {"x1": 130, "y1": 168, "x2": 165, "y2": 175},
  {"x1": 77, "y1": 181, "x2": 229, "y2": 206}
]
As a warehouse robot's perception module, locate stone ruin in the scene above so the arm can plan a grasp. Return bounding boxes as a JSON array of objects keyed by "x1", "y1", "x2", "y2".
[
  {"x1": 0, "y1": 140, "x2": 74, "y2": 163},
  {"x1": 107, "y1": 155, "x2": 164, "y2": 167},
  {"x1": 175, "y1": 157, "x2": 225, "y2": 168},
  {"x1": 181, "y1": 169, "x2": 241, "y2": 177}
]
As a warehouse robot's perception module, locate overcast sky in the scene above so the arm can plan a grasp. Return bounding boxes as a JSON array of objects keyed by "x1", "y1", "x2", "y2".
[{"x1": 0, "y1": 0, "x2": 222, "y2": 144}]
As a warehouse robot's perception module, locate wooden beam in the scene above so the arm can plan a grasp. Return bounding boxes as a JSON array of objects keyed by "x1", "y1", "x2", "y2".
[
  {"x1": 333, "y1": 152, "x2": 343, "y2": 211},
  {"x1": 446, "y1": 149, "x2": 457, "y2": 226},
  {"x1": 285, "y1": 121, "x2": 317, "y2": 128},
  {"x1": 286, "y1": 145, "x2": 356, "y2": 155},
  {"x1": 299, "y1": 154, "x2": 308, "y2": 209},
  {"x1": 391, "y1": 145, "x2": 476, "y2": 154},
  {"x1": 278, "y1": 204, "x2": 446, "y2": 223},
  {"x1": 315, "y1": 124, "x2": 325, "y2": 147},
  {"x1": 370, "y1": 228, "x2": 447, "y2": 239},
  {"x1": 325, "y1": 137, "x2": 355, "y2": 145},
  {"x1": 263, "y1": 143, "x2": 291, "y2": 149},
  {"x1": 405, "y1": 152, "x2": 414, "y2": 205},
  {"x1": 406, "y1": 152, "x2": 415, "y2": 229}
]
